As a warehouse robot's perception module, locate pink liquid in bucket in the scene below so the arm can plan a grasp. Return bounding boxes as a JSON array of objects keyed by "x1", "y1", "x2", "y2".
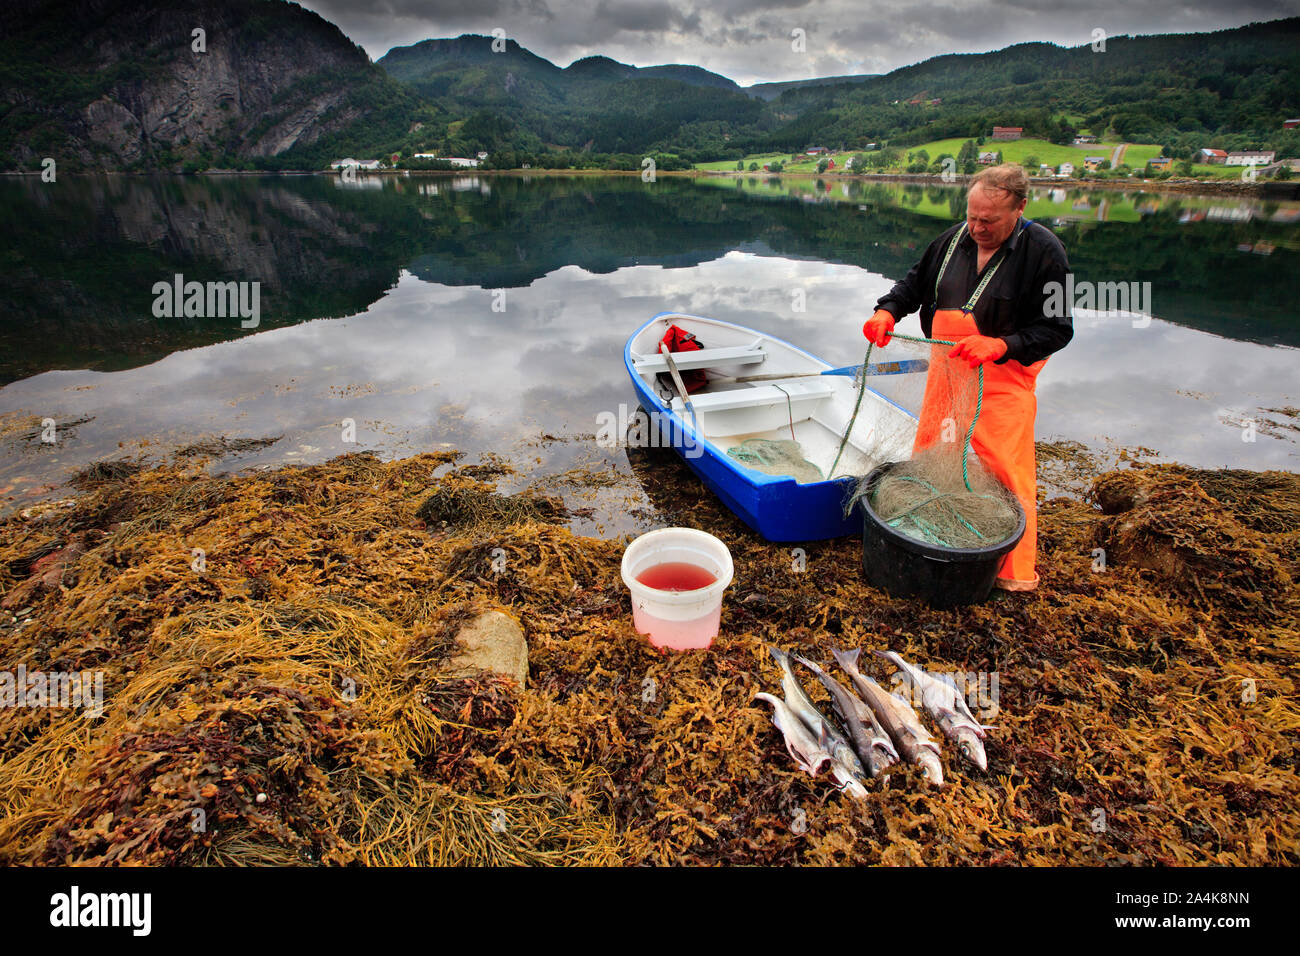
[
  {"x1": 621, "y1": 529, "x2": 734, "y2": 651},
  {"x1": 630, "y1": 602, "x2": 723, "y2": 650}
]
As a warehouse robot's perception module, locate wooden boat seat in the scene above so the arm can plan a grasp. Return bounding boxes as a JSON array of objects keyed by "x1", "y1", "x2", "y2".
[
  {"x1": 632, "y1": 344, "x2": 766, "y2": 374},
  {"x1": 671, "y1": 378, "x2": 834, "y2": 413}
]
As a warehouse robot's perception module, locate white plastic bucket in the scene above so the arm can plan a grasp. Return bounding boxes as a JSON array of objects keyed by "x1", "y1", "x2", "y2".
[{"x1": 620, "y1": 528, "x2": 734, "y2": 650}]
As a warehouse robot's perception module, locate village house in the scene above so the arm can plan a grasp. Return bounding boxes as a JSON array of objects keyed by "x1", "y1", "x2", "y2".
[
  {"x1": 1057, "y1": 162, "x2": 1075, "y2": 177},
  {"x1": 1084, "y1": 155, "x2": 1107, "y2": 170},
  {"x1": 992, "y1": 126, "x2": 1023, "y2": 140},
  {"x1": 1225, "y1": 150, "x2": 1276, "y2": 166},
  {"x1": 1038, "y1": 164, "x2": 1054, "y2": 176},
  {"x1": 978, "y1": 151, "x2": 999, "y2": 164},
  {"x1": 1147, "y1": 156, "x2": 1172, "y2": 170},
  {"x1": 1284, "y1": 119, "x2": 1299, "y2": 130},
  {"x1": 1197, "y1": 148, "x2": 1228, "y2": 165},
  {"x1": 1073, "y1": 135, "x2": 1098, "y2": 145},
  {"x1": 805, "y1": 147, "x2": 829, "y2": 156},
  {"x1": 329, "y1": 158, "x2": 381, "y2": 170}
]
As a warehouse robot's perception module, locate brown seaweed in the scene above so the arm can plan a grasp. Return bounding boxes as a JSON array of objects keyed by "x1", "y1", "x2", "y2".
[{"x1": 0, "y1": 451, "x2": 1295, "y2": 866}]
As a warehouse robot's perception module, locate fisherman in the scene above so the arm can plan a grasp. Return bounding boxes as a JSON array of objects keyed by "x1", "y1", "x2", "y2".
[{"x1": 863, "y1": 164, "x2": 1072, "y2": 592}]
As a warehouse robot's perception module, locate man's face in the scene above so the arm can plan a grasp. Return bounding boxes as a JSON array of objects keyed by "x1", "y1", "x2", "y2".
[{"x1": 966, "y1": 184, "x2": 1027, "y2": 250}]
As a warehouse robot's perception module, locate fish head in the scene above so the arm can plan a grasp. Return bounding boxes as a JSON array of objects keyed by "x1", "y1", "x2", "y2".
[
  {"x1": 957, "y1": 732, "x2": 988, "y2": 772},
  {"x1": 837, "y1": 774, "x2": 870, "y2": 800},
  {"x1": 917, "y1": 750, "x2": 945, "y2": 787},
  {"x1": 867, "y1": 743, "x2": 898, "y2": 777}
]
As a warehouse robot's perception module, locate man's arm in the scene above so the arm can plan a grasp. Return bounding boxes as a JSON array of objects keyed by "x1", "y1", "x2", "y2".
[
  {"x1": 874, "y1": 226, "x2": 955, "y2": 320},
  {"x1": 998, "y1": 235, "x2": 1073, "y2": 365}
]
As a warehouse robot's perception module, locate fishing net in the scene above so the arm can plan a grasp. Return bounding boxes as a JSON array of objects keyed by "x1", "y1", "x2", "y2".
[
  {"x1": 837, "y1": 333, "x2": 1022, "y2": 549},
  {"x1": 726, "y1": 439, "x2": 824, "y2": 484}
]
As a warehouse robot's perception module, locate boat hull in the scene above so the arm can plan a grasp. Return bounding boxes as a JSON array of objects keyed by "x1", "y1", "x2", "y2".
[{"x1": 625, "y1": 313, "x2": 867, "y2": 542}]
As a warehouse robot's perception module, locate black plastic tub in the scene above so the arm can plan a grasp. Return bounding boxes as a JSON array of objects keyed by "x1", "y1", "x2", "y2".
[{"x1": 859, "y1": 461, "x2": 1025, "y2": 609}]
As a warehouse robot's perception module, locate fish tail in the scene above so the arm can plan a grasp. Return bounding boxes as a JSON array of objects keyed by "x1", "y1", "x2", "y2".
[{"x1": 831, "y1": 645, "x2": 861, "y2": 674}]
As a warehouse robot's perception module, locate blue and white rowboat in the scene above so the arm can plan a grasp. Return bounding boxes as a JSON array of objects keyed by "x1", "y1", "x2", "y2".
[{"x1": 624, "y1": 312, "x2": 918, "y2": 542}]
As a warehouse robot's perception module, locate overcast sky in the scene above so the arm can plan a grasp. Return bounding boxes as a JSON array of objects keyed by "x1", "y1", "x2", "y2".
[{"x1": 298, "y1": 0, "x2": 1300, "y2": 86}]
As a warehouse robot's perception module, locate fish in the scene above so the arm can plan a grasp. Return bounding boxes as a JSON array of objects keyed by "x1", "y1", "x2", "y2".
[
  {"x1": 753, "y1": 692, "x2": 868, "y2": 799},
  {"x1": 791, "y1": 653, "x2": 898, "y2": 778},
  {"x1": 767, "y1": 646, "x2": 868, "y2": 784},
  {"x1": 876, "y1": 649, "x2": 990, "y2": 771},
  {"x1": 831, "y1": 647, "x2": 944, "y2": 787}
]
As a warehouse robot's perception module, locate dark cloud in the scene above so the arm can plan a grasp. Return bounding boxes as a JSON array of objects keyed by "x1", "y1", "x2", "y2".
[{"x1": 298, "y1": 0, "x2": 1300, "y2": 85}]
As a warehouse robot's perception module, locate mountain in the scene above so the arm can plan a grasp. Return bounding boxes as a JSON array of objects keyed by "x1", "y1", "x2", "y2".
[
  {"x1": 375, "y1": 20, "x2": 1300, "y2": 161},
  {"x1": 374, "y1": 34, "x2": 761, "y2": 155},
  {"x1": 744, "y1": 75, "x2": 878, "y2": 100},
  {"x1": 0, "y1": 0, "x2": 428, "y2": 170},
  {"x1": 3, "y1": 3, "x2": 1296, "y2": 171},
  {"x1": 748, "y1": 21, "x2": 1300, "y2": 153}
]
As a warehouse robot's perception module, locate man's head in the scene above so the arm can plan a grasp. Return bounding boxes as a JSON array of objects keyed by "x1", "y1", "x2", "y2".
[{"x1": 966, "y1": 164, "x2": 1029, "y2": 251}]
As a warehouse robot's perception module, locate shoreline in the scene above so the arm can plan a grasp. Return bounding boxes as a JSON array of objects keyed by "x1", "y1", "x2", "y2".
[{"x1": 1, "y1": 166, "x2": 1282, "y2": 198}]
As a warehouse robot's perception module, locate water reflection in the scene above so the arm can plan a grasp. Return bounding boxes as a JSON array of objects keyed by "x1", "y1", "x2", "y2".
[{"x1": 0, "y1": 174, "x2": 1295, "y2": 519}]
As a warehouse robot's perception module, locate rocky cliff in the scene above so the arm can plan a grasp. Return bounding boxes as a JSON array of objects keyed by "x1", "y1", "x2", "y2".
[{"x1": 0, "y1": 0, "x2": 419, "y2": 170}]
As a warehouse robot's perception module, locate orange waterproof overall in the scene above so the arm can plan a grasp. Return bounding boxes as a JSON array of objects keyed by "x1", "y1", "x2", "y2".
[{"x1": 911, "y1": 224, "x2": 1046, "y2": 590}]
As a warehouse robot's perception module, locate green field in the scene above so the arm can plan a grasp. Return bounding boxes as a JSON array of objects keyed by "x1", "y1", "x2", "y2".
[
  {"x1": 694, "y1": 136, "x2": 1255, "y2": 183},
  {"x1": 694, "y1": 152, "x2": 838, "y2": 173},
  {"x1": 696, "y1": 138, "x2": 1152, "y2": 174},
  {"x1": 903, "y1": 137, "x2": 1121, "y2": 170},
  {"x1": 1116, "y1": 143, "x2": 1163, "y2": 168}
]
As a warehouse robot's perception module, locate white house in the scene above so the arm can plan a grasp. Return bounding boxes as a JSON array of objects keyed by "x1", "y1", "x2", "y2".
[{"x1": 1057, "y1": 162, "x2": 1075, "y2": 177}]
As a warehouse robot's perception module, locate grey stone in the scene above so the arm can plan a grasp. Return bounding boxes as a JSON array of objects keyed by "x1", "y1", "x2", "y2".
[{"x1": 449, "y1": 611, "x2": 528, "y2": 688}]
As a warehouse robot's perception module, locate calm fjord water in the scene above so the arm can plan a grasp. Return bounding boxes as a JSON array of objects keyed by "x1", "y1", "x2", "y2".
[{"x1": 0, "y1": 173, "x2": 1296, "y2": 526}]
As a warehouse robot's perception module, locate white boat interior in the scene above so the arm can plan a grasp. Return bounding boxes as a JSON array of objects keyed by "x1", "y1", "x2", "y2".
[{"x1": 629, "y1": 314, "x2": 918, "y2": 482}]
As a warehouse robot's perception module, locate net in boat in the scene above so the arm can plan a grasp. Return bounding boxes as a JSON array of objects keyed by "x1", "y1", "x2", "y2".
[
  {"x1": 726, "y1": 439, "x2": 824, "y2": 484},
  {"x1": 839, "y1": 335, "x2": 1022, "y2": 549}
]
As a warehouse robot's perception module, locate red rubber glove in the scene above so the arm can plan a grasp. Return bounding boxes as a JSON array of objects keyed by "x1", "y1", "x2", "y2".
[
  {"x1": 949, "y1": 335, "x2": 1008, "y2": 368},
  {"x1": 863, "y1": 310, "x2": 896, "y2": 347}
]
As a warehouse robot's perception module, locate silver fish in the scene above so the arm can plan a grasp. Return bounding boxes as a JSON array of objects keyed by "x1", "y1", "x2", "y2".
[
  {"x1": 832, "y1": 647, "x2": 944, "y2": 787},
  {"x1": 876, "y1": 649, "x2": 990, "y2": 771},
  {"x1": 792, "y1": 653, "x2": 898, "y2": 778},
  {"x1": 767, "y1": 646, "x2": 868, "y2": 784},
  {"x1": 754, "y1": 692, "x2": 869, "y2": 799}
]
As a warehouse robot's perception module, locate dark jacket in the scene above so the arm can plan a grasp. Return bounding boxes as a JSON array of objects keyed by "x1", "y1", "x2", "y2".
[{"x1": 875, "y1": 218, "x2": 1073, "y2": 366}]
